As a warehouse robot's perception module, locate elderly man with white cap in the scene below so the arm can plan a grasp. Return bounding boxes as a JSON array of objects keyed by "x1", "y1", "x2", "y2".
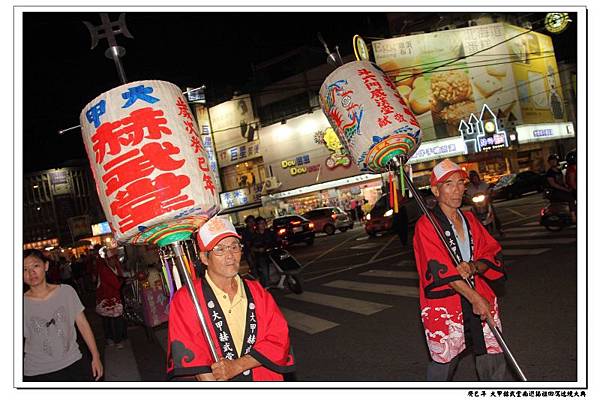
[
  {"x1": 166, "y1": 216, "x2": 295, "y2": 381},
  {"x1": 413, "y1": 159, "x2": 508, "y2": 381}
]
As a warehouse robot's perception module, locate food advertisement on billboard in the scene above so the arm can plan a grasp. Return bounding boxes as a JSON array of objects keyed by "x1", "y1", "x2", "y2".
[{"x1": 373, "y1": 23, "x2": 565, "y2": 142}]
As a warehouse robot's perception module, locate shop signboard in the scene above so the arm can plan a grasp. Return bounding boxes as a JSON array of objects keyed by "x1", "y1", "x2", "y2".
[
  {"x1": 516, "y1": 122, "x2": 575, "y2": 144},
  {"x1": 91, "y1": 221, "x2": 111, "y2": 236},
  {"x1": 373, "y1": 23, "x2": 565, "y2": 142},
  {"x1": 459, "y1": 104, "x2": 509, "y2": 153},
  {"x1": 49, "y1": 169, "x2": 71, "y2": 195},
  {"x1": 209, "y1": 94, "x2": 257, "y2": 151},
  {"x1": 407, "y1": 136, "x2": 468, "y2": 164},
  {"x1": 67, "y1": 215, "x2": 92, "y2": 241},
  {"x1": 220, "y1": 188, "x2": 251, "y2": 210},
  {"x1": 193, "y1": 105, "x2": 222, "y2": 193},
  {"x1": 260, "y1": 112, "x2": 362, "y2": 192},
  {"x1": 217, "y1": 140, "x2": 261, "y2": 168}
]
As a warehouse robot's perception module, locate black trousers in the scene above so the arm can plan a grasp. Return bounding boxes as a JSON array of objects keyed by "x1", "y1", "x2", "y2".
[
  {"x1": 24, "y1": 353, "x2": 94, "y2": 382},
  {"x1": 102, "y1": 315, "x2": 127, "y2": 343}
]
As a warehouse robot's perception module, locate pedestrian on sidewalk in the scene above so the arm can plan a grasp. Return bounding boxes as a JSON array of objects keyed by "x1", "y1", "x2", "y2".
[
  {"x1": 95, "y1": 247, "x2": 127, "y2": 350},
  {"x1": 23, "y1": 249, "x2": 103, "y2": 382},
  {"x1": 166, "y1": 216, "x2": 295, "y2": 381},
  {"x1": 413, "y1": 159, "x2": 509, "y2": 381}
]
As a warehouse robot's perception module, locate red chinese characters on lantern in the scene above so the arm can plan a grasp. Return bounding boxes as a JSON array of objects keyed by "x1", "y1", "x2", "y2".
[
  {"x1": 176, "y1": 97, "x2": 203, "y2": 153},
  {"x1": 175, "y1": 97, "x2": 193, "y2": 120},
  {"x1": 91, "y1": 107, "x2": 172, "y2": 164},
  {"x1": 198, "y1": 156, "x2": 215, "y2": 196},
  {"x1": 357, "y1": 68, "x2": 396, "y2": 118},
  {"x1": 101, "y1": 142, "x2": 185, "y2": 196},
  {"x1": 109, "y1": 173, "x2": 194, "y2": 233},
  {"x1": 174, "y1": 96, "x2": 215, "y2": 197},
  {"x1": 190, "y1": 135, "x2": 202, "y2": 153},
  {"x1": 90, "y1": 102, "x2": 196, "y2": 235}
]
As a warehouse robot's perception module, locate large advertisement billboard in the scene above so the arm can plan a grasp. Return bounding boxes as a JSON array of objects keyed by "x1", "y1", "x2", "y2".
[{"x1": 373, "y1": 23, "x2": 566, "y2": 142}]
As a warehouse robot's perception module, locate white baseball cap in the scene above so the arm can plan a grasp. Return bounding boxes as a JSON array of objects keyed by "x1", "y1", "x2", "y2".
[
  {"x1": 196, "y1": 216, "x2": 241, "y2": 252},
  {"x1": 430, "y1": 159, "x2": 468, "y2": 186}
]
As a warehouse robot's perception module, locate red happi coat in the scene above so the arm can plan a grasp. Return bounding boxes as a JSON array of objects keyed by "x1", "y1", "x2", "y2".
[
  {"x1": 167, "y1": 276, "x2": 295, "y2": 381},
  {"x1": 413, "y1": 207, "x2": 506, "y2": 364}
]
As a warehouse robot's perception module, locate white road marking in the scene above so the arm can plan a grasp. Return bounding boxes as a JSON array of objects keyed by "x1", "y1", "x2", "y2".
[
  {"x1": 502, "y1": 248, "x2": 551, "y2": 256},
  {"x1": 506, "y1": 208, "x2": 527, "y2": 218},
  {"x1": 500, "y1": 238, "x2": 576, "y2": 246},
  {"x1": 355, "y1": 236, "x2": 371, "y2": 241},
  {"x1": 285, "y1": 291, "x2": 391, "y2": 315},
  {"x1": 304, "y1": 250, "x2": 411, "y2": 282},
  {"x1": 395, "y1": 259, "x2": 415, "y2": 267},
  {"x1": 304, "y1": 234, "x2": 360, "y2": 267},
  {"x1": 368, "y1": 235, "x2": 397, "y2": 263},
  {"x1": 350, "y1": 243, "x2": 380, "y2": 250},
  {"x1": 359, "y1": 270, "x2": 419, "y2": 280},
  {"x1": 522, "y1": 221, "x2": 540, "y2": 226},
  {"x1": 279, "y1": 308, "x2": 339, "y2": 334},
  {"x1": 324, "y1": 280, "x2": 419, "y2": 298}
]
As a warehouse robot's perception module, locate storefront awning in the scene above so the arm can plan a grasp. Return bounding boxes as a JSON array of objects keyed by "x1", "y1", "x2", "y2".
[{"x1": 218, "y1": 201, "x2": 262, "y2": 215}]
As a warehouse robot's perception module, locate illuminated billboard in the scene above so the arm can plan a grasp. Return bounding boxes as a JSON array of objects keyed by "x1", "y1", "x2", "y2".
[{"x1": 373, "y1": 23, "x2": 566, "y2": 142}]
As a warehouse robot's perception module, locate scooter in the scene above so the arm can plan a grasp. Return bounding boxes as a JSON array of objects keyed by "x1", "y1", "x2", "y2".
[
  {"x1": 540, "y1": 189, "x2": 574, "y2": 231},
  {"x1": 471, "y1": 193, "x2": 495, "y2": 234},
  {"x1": 266, "y1": 247, "x2": 304, "y2": 294},
  {"x1": 247, "y1": 247, "x2": 304, "y2": 294}
]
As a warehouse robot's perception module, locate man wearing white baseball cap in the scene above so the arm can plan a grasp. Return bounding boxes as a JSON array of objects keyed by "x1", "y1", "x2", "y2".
[
  {"x1": 166, "y1": 215, "x2": 295, "y2": 381},
  {"x1": 413, "y1": 159, "x2": 509, "y2": 381}
]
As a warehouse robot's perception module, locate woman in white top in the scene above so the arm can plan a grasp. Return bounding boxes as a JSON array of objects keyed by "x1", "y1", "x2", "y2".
[{"x1": 23, "y1": 249, "x2": 103, "y2": 381}]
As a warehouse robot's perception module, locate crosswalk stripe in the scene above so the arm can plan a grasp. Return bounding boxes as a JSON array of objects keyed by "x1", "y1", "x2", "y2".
[
  {"x1": 350, "y1": 243, "x2": 380, "y2": 250},
  {"x1": 522, "y1": 221, "x2": 540, "y2": 226},
  {"x1": 500, "y1": 238, "x2": 576, "y2": 246},
  {"x1": 355, "y1": 236, "x2": 371, "y2": 241},
  {"x1": 359, "y1": 270, "x2": 419, "y2": 280},
  {"x1": 324, "y1": 280, "x2": 419, "y2": 298},
  {"x1": 285, "y1": 291, "x2": 391, "y2": 315},
  {"x1": 279, "y1": 307, "x2": 339, "y2": 334},
  {"x1": 502, "y1": 248, "x2": 550, "y2": 256}
]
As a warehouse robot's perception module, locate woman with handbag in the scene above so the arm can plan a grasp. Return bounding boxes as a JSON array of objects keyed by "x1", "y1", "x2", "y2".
[{"x1": 95, "y1": 248, "x2": 127, "y2": 349}]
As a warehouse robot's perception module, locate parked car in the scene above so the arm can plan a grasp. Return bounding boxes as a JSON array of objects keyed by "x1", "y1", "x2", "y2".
[
  {"x1": 365, "y1": 189, "x2": 435, "y2": 237},
  {"x1": 490, "y1": 171, "x2": 546, "y2": 200},
  {"x1": 302, "y1": 207, "x2": 354, "y2": 235},
  {"x1": 272, "y1": 215, "x2": 315, "y2": 246}
]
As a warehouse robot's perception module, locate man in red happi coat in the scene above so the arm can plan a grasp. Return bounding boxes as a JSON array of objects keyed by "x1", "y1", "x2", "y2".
[
  {"x1": 167, "y1": 216, "x2": 295, "y2": 381},
  {"x1": 413, "y1": 159, "x2": 508, "y2": 381}
]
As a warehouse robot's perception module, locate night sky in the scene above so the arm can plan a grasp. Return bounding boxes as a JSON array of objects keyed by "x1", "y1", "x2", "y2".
[{"x1": 21, "y1": 11, "x2": 577, "y2": 173}]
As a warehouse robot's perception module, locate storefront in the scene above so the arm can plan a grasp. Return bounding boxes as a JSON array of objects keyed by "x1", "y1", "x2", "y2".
[{"x1": 258, "y1": 111, "x2": 382, "y2": 218}]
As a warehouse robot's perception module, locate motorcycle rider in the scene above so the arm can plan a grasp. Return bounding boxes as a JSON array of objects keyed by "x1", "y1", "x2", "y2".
[
  {"x1": 546, "y1": 154, "x2": 576, "y2": 224},
  {"x1": 250, "y1": 217, "x2": 277, "y2": 288},
  {"x1": 466, "y1": 171, "x2": 504, "y2": 236}
]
